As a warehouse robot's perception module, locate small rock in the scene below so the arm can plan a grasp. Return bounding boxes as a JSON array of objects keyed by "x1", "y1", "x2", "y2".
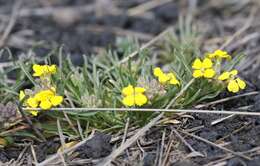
[{"x1": 76, "y1": 132, "x2": 112, "y2": 159}]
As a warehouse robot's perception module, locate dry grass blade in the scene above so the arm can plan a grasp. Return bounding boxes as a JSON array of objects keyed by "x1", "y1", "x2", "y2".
[
  {"x1": 31, "y1": 145, "x2": 38, "y2": 165},
  {"x1": 158, "y1": 129, "x2": 166, "y2": 166},
  {"x1": 128, "y1": 0, "x2": 172, "y2": 16},
  {"x1": 161, "y1": 131, "x2": 174, "y2": 166},
  {"x1": 120, "y1": 118, "x2": 130, "y2": 146},
  {"x1": 211, "y1": 114, "x2": 235, "y2": 126},
  {"x1": 97, "y1": 113, "x2": 164, "y2": 166},
  {"x1": 57, "y1": 119, "x2": 66, "y2": 152}
]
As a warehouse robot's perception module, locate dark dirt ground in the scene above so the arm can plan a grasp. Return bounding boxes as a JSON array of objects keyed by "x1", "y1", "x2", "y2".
[{"x1": 0, "y1": 0, "x2": 260, "y2": 165}]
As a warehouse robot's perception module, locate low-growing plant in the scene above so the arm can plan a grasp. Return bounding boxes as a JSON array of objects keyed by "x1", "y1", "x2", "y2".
[{"x1": 0, "y1": 21, "x2": 246, "y2": 141}]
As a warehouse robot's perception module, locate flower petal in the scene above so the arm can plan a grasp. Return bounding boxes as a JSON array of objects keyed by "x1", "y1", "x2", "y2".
[
  {"x1": 204, "y1": 69, "x2": 215, "y2": 78},
  {"x1": 32, "y1": 64, "x2": 43, "y2": 77},
  {"x1": 214, "y1": 50, "x2": 231, "y2": 59},
  {"x1": 134, "y1": 94, "x2": 148, "y2": 106},
  {"x1": 158, "y1": 74, "x2": 170, "y2": 84},
  {"x1": 193, "y1": 70, "x2": 203, "y2": 78},
  {"x1": 202, "y1": 58, "x2": 213, "y2": 68},
  {"x1": 230, "y1": 70, "x2": 238, "y2": 76},
  {"x1": 39, "y1": 100, "x2": 52, "y2": 110},
  {"x1": 51, "y1": 96, "x2": 63, "y2": 106},
  {"x1": 19, "y1": 90, "x2": 26, "y2": 101},
  {"x1": 236, "y1": 78, "x2": 246, "y2": 89},
  {"x1": 122, "y1": 85, "x2": 134, "y2": 96},
  {"x1": 35, "y1": 90, "x2": 54, "y2": 101},
  {"x1": 227, "y1": 80, "x2": 239, "y2": 93},
  {"x1": 153, "y1": 67, "x2": 164, "y2": 77},
  {"x1": 27, "y1": 97, "x2": 38, "y2": 108},
  {"x1": 166, "y1": 73, "x2": 176, "y2": 79},
  {"x1": 218, "y1": 71, "x2": 230, "y2": 81},
  {"x1": 122, "y1": 95, "x2": 135, "y2": 107},
  {"x1": 207, "y1": 53, "x2": 216, "y2": 59},
  {"x1": 169, "y1": 78, "x2": 180, "y2": 85},
  {"x1": 48, "y1": 65, "x2": 57, "y2": 74},
  {"x1": 134, "y1": 87, "x2": 146, "y2": 94},
  {"x1": 192, "y1": 58, "x2": 202, "y2": 69}
]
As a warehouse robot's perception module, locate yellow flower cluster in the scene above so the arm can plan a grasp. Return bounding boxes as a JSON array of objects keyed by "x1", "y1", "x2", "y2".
[
  {"x1": 207, "y1": 50, "x2": 231, "y2": 60},
  {"x1": 122, "y1": 85, "x2": 148, "y2": 107},
  {"x1": 20, "y1": 88, "x2": 63, "y2": 116},
  {"x1": 32, "y1": 64, "x2": 56, "y2": 77},
  {"x1": 192, "y1": 49, "x2": 246, "y2": 93},
  {"x1": 121, "y1": 68, "x2": 180, "y2": 107},
  {"x1": 153, "y1": 67, "x2": 180, "y2": 85},
  {"x1": 218, "y1": 70, "x2": 246, "y2": 93},
  {"x1": 19, "y1": 64, "x2": 63, "y2": 116},
  {"x1": 192, "y1": 58, "x2": 215, "y2": 78}
]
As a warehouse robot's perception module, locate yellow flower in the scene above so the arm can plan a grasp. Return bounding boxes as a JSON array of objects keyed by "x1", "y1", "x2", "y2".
[
  {"x1": 236, "y1": 78, "x2": 246, "y2": 89},
  {"x1": 122, "y1": 85, "x2": 145, "y2": 96},
  {"x1": 153, "y1": 67, "x2": 180, "y2": 85},
  {"x1": 19, "y1": 91, "x2": 38, "y2": 116},
  {"x1": 227, "y1": 78, "x2": 246, "y2": 93},
  {"x1": 122, "y1": 95, "x2": 135, "y2": 106},
  {"x1": 34, "y1": 89, "x2": 55, "y2": 101},
  {"x1": 48, "y1": 65, "x2": 57, "y2": 74},
  {"x1": 27, "y1": 97, "x2": 38, "y2": 108},
  {"x1": 158, "y1": 73, "x2": 170, "y2": 84},
  {"x1": 153, "y1": 67, "x2": 164, "y2": 77},
  {"x1": 207, "y1": 50, "x2": 231, "y2": 59},
  {"x1": 39, "y1": 100, "x2": 52, "y2": 110},
  {"x1": 122, "y1": 85, "x2": 148, "y2": 107},
  {"x1": 32, "y1": 64, "x2": 57, "y2": 77},
  {"x1": 20, "y1": 87, "x2": 63, "y2": 116},
  {"x1": 192, "y1": 58, "x2": 216, "y2": 78},
  {"x1": 34, "y1": 89, "x2": 63, "y2": 110},
  {"x1": 51, "y1": 96, "x2": 63, "y2": 106},
  {"x1": 133, "y1": 93, "x2": 148, "y2": 106},
  {"x1": 218, "y1": 70, "x2": 246, "y2": 93},
  {"x1": 218, "y1": 70, "x2": 238, "y2": 81},
  {"x1": 167, "y1": 73, "x2": 180, "y2": 85}
]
